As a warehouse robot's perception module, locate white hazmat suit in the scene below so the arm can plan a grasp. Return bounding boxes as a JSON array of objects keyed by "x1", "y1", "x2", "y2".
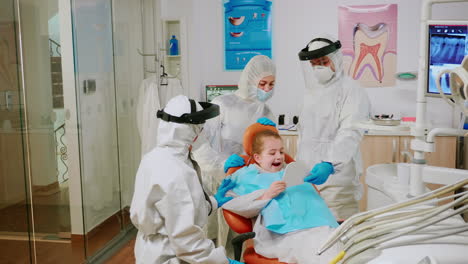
[
  {"x1": 192, "y1": 55, "x2": 276, "y2": 250},
  {"x1": 296, "y1": 35, "x2": 371, "y2": 220},
  {"x1": 130, "y1": 95, "x2": 230, "y2": 264},
  {"x1": 194, "y1": 55, "x2": 276, "y2": 185}
]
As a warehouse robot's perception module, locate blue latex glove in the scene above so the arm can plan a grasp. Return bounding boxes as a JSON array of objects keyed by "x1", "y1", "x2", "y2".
[
  {"x1": 224, "y1": 154, "x2": 245, "y2": 173},
  {"x1": 214, "y1": 178, "x2": 236, "y2": 207},
  {"x1": 304, "y1": 162, "x2": 335, "y2": 185},
  {"x1": 257, "y1": 117, "x2": 276, "y2": 127},
  {"x1": 228, "y1": 258, "x2": 244, "y2": 264}
]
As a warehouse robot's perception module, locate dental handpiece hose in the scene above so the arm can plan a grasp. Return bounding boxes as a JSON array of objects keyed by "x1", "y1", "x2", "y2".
[{"x1": 317, "y1": 178, "x2": 468, "y2": 255}]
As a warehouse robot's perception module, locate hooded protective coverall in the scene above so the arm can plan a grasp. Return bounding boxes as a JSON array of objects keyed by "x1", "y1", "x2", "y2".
[
  {"x1": 297, "y1": 35, "x2": 371, "y2": 220},
  {"x1": 130, "y1": 95, "x2": 230, "y2": 264},
  {"x1": 194, "y1": 55, "x2": 276, "y2": 189},
  {"x1": 192, "y1": 55, "x2": 276, "y2": 248}
]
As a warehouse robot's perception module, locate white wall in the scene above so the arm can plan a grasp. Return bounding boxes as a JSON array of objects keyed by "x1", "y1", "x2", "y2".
[{"x1": 163, "y1": 0, "x2": 468, "y2": 128}]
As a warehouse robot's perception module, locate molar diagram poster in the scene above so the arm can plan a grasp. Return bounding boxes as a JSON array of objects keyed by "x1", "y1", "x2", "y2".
[
  {"x1": 224, "y1": 0, "x2": 273, "y2": 70},
  {"x1": 338, "y1": 4, "x2": 398, "y2": 87}
]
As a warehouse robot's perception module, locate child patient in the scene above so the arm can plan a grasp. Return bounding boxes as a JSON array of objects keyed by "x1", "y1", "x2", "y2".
[{"x1": 222, "y1": 129, "x2": 341, "y2": 264}]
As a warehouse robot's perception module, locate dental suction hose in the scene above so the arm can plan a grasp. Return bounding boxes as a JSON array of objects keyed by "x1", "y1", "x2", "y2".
[
  {"x1": 342, "y1": 192, "x2": 468, "y2": 251},
  {"x1": 340, "y1": 203, "x2": 468, "y2": 264},
  {"x1": 317, "y1": 178, "x2": 468, "y2": 256}
]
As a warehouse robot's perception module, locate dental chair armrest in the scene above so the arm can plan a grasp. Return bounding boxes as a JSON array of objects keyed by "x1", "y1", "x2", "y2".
[
  {"x1": 232, "y1": 232, "x2": 256, "y2": 261},
  {"x1": 223, "y1": 209, "x2": 253, "y2": 233}
]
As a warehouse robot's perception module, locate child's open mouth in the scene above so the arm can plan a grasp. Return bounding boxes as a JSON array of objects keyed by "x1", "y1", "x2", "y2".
[{"x1": 272, "y1": 162, "x2": 282, "y2": 167}]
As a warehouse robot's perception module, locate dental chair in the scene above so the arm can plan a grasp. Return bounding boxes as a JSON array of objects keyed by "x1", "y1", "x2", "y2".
[{"x1": 222, "y1": 122, "x2": 319, "y2": 264}]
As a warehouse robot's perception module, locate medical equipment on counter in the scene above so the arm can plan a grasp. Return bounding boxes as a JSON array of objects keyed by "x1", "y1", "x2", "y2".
[{"x1": 371, "y1": 114, "x2": 401, "y2": 126}]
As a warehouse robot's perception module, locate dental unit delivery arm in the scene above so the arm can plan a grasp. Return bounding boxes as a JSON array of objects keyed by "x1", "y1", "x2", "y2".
[{"x1": 410, "y1": 0, "x2": 468, "y2": 196}]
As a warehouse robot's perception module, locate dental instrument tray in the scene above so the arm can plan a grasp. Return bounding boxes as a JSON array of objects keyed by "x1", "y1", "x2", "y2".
[{"x1": 371, "y1": 114, "x2": 401, "y2": 126}]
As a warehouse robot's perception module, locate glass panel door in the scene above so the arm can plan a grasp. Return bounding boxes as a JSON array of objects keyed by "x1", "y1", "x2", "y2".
[
  {"x1": 19, "y1": 0, "x2": 74, "y2": 260},
  {"x1": 71, "y1": 0, "x2": 122, "y2": 257},
  {"x1": 0, "y1": 0, "x2": 32, "y2": 262},
  {"x1": 1, "y1": 0, "x2": 75, "y2": 262},
  {"x1": 111, "y1": 0, "x2": 144, "y2": 230},
  {"x1": 1, "y1": 0, "x2": 144, "y2": 262}
]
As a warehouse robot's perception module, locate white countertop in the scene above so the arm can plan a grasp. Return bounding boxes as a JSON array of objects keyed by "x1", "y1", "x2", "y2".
[
  {"x1": 278, "y1": 129, "x2": 298, "y2": 136},
  {"x1": 364, "y1": 130, "x2": 412, "y2": 136},
  {"x1": 278, "y1": 121, "x2": 458, "y2": 137}
]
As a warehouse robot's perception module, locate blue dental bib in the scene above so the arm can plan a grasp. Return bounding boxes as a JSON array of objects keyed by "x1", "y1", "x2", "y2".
[{"x1": 229, "y1": 164, "x2": 338, "y2": 234}]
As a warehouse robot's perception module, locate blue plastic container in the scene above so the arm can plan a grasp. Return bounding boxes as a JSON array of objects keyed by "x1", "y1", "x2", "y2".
[{"x1": 169, "y1": 35, "x2": 179, "y2": 56}]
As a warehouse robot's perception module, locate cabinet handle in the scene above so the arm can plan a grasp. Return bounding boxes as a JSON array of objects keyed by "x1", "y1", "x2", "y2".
[
  {"x1": 403, "y1": 139, "x2": 408, "y2": 163},
  {"x1": 392, "y1": 138, "x2": 397, "y2": 163}
]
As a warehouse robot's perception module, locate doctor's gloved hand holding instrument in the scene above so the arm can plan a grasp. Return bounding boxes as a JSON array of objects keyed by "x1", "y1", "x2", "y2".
[
  {"x1": 224, "y1": 154, "x2": 245, "y2": 173},
  {"x1": 304, "y1": 161, "x2": 334, "y2": 185},
  {"x1": 214, "y1": 178, "x2": 236, "y2": 207}
]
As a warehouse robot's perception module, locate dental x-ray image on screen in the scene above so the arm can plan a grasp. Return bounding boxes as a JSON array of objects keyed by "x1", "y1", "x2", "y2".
[{"x1": 427, "y1": 23, "x2": 468, "y2": 96}]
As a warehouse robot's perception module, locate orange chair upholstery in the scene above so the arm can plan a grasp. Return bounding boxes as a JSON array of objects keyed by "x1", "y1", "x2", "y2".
[{"x1": 222, "y1": 122, "x2": 295, "y2": 264}]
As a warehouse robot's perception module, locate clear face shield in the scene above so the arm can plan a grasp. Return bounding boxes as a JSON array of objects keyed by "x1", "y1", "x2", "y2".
[{"x1": 298, "y1": 38, "x2": 342, "y2": 90}]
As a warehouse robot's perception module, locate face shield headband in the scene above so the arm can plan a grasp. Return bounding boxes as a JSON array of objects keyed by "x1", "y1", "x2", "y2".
[
  {"x1": 298, "y1": 38, "x2": 342, "y2": 61},
  {"x1": 156, "y1": 99, "x2": 220, "y2": 124}
]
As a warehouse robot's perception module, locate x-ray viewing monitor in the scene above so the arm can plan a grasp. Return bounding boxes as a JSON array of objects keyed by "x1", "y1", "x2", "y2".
[{"x1": 426, "y1": 21, "x2": 468, "y2": 97}]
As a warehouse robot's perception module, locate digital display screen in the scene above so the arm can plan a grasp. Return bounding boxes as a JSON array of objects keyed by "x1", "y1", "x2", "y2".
[{"x1": 427, "y1": 24, "x2": 468, "y2": 96}]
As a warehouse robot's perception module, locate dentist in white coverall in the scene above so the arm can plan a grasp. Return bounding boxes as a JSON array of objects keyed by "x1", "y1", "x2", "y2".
[
  {"x1": 296, "y1": 35, "x2": 371, "y2": 220},
  {"x1": 130, "y1": 95, "x2": 243, "y2": 264}
]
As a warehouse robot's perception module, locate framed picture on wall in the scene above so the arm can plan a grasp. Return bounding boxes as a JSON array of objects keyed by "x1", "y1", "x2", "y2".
[
  {"x1": 223, "y1": 0, "x2": 273, "y2": 70},
  {"x1": 338, "y1": 4, "x2": 398, "y2": 87}
]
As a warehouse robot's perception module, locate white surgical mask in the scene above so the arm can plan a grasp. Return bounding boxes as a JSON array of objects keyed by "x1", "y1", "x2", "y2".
[
  {"x1": 313, "y1": 66, "x2": 335, "y2": 84},
  {"x1": 257, "y1": 88, "x2": 273, "y2": 102}
]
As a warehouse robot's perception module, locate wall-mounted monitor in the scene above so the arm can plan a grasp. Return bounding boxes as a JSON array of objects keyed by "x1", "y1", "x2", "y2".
[
  {"x1": 426, "y1": 21, "x2": 468, "y2": 97},
  {"x1": 205, "y1": 85, "x2": 238, "y2": 102}
]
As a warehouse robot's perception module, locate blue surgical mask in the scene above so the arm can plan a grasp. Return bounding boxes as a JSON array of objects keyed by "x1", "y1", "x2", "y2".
[{"x1": 257, "y1": 89, "x2": 273, "y2": 102}]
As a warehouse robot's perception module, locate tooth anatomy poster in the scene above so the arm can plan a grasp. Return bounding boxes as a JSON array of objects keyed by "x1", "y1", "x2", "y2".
[
  {"x1": 224, "y1": 0, "x2": 273, "y2": 70},
  {"x1": 338, "y1": 4, "x2": 398, "y2": 87}
]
